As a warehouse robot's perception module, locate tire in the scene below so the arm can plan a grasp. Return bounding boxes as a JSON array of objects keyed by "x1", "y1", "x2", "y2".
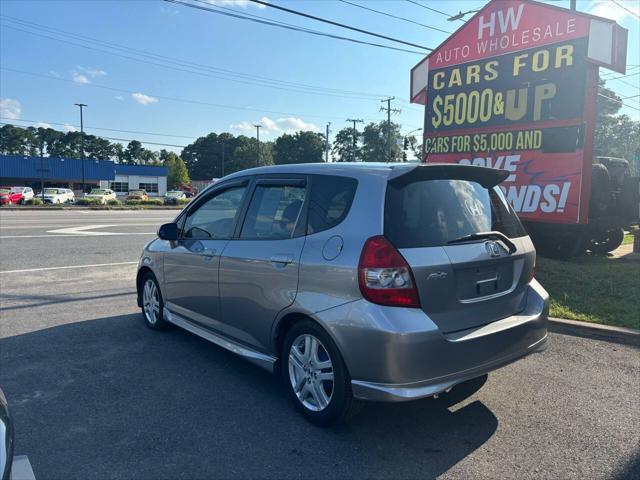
[
  {"x1": 282, "y1": 320, "x2": 360, "y2": 426},
  {"x1": 589, "y1": 163, "x2": 611, "y2": 218},
  {"x1": 141, "y1": 273, "x2": 169, "y2": 330},
  {"x1": 588, "y1": 227, "x2": 625, "y2": 254}
]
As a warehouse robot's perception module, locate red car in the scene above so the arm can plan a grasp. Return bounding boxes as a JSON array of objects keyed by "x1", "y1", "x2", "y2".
[{"x1": 0, "y1": 186, "x2": 34, "y2": 205}]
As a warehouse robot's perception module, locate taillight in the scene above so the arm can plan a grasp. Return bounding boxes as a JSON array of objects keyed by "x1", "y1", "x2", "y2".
[{"x1": 358, "y1": 236, "x2": 420, "y2": 308}]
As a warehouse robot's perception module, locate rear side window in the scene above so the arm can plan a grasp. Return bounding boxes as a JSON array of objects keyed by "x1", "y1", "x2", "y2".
[
  {"x1": 385, "y1": 179, "x2": 525, "y2": 248},
  {"x1": 240, "y1": 185, "x2": 306, "y2": 240},
  {"x1": 307, "y1": 175, "x2": 357, "y2": 234}
]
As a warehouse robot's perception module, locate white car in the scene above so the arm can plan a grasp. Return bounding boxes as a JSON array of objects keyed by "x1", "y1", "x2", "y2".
[
  {"x1": 41, "y1": 188, "x2": 75, "y2": 204},
  {"x1": 84, "y1": 188, "x2": 116, "y2": 204},
  {"x1": 164, "y1": 190, "x2": 186, "y2": 201}
]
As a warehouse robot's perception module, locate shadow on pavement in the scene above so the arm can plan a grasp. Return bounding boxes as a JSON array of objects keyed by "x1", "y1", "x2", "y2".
[{"x1": 0, "y1": 314, "x2": 498, "y2": 479}]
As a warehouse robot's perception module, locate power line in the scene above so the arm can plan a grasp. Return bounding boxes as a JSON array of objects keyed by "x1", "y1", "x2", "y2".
[
  {"x1": 605, "y1": 71, "x2": 640, "y2": 81},
  {"x1": 165, "y1": 0, "x2": 426, "y2": 55},
  {"x1": 337, "y1": 0, "x2": 451, "y2": 35},
  {"x1": 404, "y1": 0, "x2": 461, "y2": 21},
  {"x1": 0, "y1": 116, "x2": 197, "y2": 139},
  {"x1": 0, "y1": 123, "x2": 190, "y2": 148},
  {"x1": 611, "y1": 0, "x2": 640, "y2": 19},
  {"x1": 245, "y1": 0, "x2": 432, "y2": 51},
  {"x1": 597, "y1": 92, "x2": 640, "y2": 112},
  {"x1": 0, "y1": 18, "x2": 392, "y2": 101},
  {"x1": 1, "y1": 14, "x2": 391, "y2": 100},
  {"x1": 0, "y1": 67, "x2": 379, "y2": 122}
]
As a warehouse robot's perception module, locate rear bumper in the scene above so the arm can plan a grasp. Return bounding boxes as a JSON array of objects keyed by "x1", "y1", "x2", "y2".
[{"x1": 317, "y1": 280, "x2": 549, "y2": 402}]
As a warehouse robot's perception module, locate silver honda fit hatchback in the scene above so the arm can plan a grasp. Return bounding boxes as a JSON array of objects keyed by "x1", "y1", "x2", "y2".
[{"x1": 136, "y1": 163, "x2": 548, "y2": 426}]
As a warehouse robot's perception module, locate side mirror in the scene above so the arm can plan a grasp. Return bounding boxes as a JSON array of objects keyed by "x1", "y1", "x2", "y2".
[{"x1": 158, "y1": 222, "x2": 178, "y2": 241}]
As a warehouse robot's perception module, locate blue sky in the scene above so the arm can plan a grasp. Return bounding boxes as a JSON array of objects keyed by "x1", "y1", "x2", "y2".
[{"x1": 1, "y1": 0, "x2": 638, "y2": 154}]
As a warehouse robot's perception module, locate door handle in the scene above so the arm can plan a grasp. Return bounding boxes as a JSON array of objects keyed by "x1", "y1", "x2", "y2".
[
  {"x1": 201, "y1": 248, "x2": 217, "y2": 258},
  {"x1": 270, "y1": 254, "x2": 294, "y2": 265}
]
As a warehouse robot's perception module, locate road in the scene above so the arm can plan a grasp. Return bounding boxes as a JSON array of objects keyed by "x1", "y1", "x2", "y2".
[{"x1": 1, "y1": 210, "x2": 639, "y2": 480}]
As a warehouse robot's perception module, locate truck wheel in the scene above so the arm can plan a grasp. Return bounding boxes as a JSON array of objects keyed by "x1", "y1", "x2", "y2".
[
  {"x1": 588, "y1": 227, "x2": 625, "y2": 255},
  {"x1": 589, "y1": 163, "x2": 611, "y2": 217}
]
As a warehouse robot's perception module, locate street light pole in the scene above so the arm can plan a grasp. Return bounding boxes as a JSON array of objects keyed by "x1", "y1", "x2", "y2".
[
  {"x1": 74, "y1": 103, "x2": 87, "y2": 193},
  {"x1": 325, "y1": 122, "x2": 331, "y2": 162},
  {"x1": 346, "y1": 118, "x2": 363, "y2": 162},
  {"x1": 253, "y1": 124, "x2": 261, "y2": 167}
]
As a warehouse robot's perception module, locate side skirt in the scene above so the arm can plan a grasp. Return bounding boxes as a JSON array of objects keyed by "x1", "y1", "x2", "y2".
[{"x1": 164, "y1": 308, "x2": 277, "y2": 373}]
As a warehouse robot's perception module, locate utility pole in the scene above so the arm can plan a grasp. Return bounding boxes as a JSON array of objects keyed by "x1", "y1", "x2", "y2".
[
  {"x1": 74, "y1": 103, "x2": 87, "y2": 193},
  {"x1": 380, "y1": 97, "x2": 401, "y2": 162},
  {"x1": 325, "y1": 122, "x2": 331, "y2": 162},
  {"x1": 570, "y1": 0, "x2": 576, "y2": 11},
  {"x1": 253, "y1": 124, "x2": 261, "y2": 167},
  {"x1": 346, "y1": 118, "x2": 363, "y2": 162}
]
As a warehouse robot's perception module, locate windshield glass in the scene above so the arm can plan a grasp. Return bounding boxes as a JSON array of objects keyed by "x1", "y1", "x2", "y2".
[
  {"x1": 10, "y1": 187, "x2": 23, "y2": 193},
  {"x1": 129, "y1": 190, "x2": 144, "y2": 195},
  {"x1": 44, "y1": 189, "x2": 59, "y2": 194},
  {"x1": 385, "y1": 179, "x2": 526, "y2": 248},
  {"x1": 166, "y1": 191, "x2": 182, "y2": 197},
  {"x1": 0, "y1": 188, "x2": 10, "y2": 194},
  {"x1": 89, "y1": 189, "x2": 107, "y2": 195}
]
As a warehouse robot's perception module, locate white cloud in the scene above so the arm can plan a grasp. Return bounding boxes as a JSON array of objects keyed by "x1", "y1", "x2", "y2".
[
  {"x1": 132, "y1": 92, "x2": 159, "y2": 105},
  {"x1": 0, "y1": 98, "x2": 21, "y2": 120},
  {"x1": 71, "y1": 66, "x2": 106, "y2": 85},
  {"x1": 72, "y1": 72, "x2": 90, "y2": 85},
  {"x1": 76, "y1": 65, "x2": 107, "y2": 78},
  {"x1": 114, "y1": 95, "x2": 124, "y2": 101},
  {"x1": 49, "y1": 70, "x2": 60, "y2": 78},
  {"x1": 36, "y1": 121, "x2": 52, "y2": 128},
  {"x1": 586, "y1": 1, "x2": 639, "y2": 21},
  {"x1": 63, "y1": 123, "x2": 77, "y2": 132},
  {"x1": 230, "y1": 116, "x2": 320, "y2": 135}
]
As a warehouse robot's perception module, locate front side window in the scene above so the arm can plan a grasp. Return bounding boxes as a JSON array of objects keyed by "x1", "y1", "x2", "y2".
[
  {"x1": 182, "y1": 186, "x2": 247, "y2": 239},
  {"x1": 240, "y1": 185, "x2": 306, "y2": 240},
  {"x1": 385, "y1": 179, "x2": 526, "y2": 248}
]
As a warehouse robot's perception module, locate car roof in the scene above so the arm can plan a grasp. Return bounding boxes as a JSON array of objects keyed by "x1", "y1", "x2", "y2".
[{"x1": 220, "y1": 162, "x2": 420, "y2": 182}]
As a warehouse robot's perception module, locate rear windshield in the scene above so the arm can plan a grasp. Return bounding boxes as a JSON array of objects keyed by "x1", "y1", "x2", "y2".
[{"x1": 385, "y1": 179, "x2": 525, "y2": 248}]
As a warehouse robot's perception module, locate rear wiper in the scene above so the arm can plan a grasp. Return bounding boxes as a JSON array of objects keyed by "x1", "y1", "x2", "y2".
[{"x1": 446, "y1": 231, "x2": 516, "y2": 254}]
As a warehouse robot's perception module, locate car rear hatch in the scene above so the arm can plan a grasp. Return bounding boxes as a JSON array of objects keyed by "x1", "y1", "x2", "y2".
[{"x1": 385, "y1": 164, "x2": 535, "y2": 334}]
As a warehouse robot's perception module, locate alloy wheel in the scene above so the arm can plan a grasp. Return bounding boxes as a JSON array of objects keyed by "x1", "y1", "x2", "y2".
[
  {"x1": 143, "y1": 279, "x2": 160, "y2": 325},
  {"x1": 288, "y1": 334, "x2": 334, "y2": 411}
]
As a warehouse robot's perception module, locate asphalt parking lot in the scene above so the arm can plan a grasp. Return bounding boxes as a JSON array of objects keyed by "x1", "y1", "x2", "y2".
[{"x1": 1, "y1": 210, "x2": 639, "y2": 480}]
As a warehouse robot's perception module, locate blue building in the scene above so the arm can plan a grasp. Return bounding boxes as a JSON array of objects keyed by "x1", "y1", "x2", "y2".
[{"x1": 0, "y1": 155, "x2": 168, "y2": 196}]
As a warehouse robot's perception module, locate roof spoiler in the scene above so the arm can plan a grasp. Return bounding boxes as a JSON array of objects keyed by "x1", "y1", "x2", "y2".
[{"x1": 388, "y1": 164, "x2": 509, "y2": 189}]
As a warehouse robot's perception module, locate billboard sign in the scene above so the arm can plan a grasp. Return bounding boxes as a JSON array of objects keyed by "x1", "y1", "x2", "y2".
[{"x1": 410, "y1": 0, "x2": 627, "y2": 224}]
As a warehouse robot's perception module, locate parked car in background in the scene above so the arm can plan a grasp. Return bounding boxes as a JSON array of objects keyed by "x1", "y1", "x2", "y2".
[
  {"x1": 136, "y1": 163, "x2": 548, "y2": 426},
  {"x1": 0, "y1": 186, "x2": 34, "y2": 205},
  {"x1": 164, "y1": 190, "x2": 186, "y2": 203},
  {"x1": 84, "y1": 188, "x2": 116, "y2": 204},
  {"x1": 126, "y1": 189, "x2": 149, "y2": 201},
  {"x1": 41, "y1": 188, "x2": 75, "y2": 204}
]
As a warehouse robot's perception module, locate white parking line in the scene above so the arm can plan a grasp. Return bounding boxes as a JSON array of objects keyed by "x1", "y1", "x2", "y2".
[
  {"x1": 0, "y1": 261, "x2": 138, "y2": 274},
  {"x1": 0, "y1": 233, "x2": 155, "y2": 239}
]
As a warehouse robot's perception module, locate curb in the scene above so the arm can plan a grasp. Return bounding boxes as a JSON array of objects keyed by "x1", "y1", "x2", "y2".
[{"x1": 548, "y1": 317, "x2": 640, "y2": 347}]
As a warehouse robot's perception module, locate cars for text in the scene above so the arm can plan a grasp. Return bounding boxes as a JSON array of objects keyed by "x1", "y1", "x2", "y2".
[
  {"x1": 136, "y1": 163, "x2": 549, "y2": 426},
  {"x1": 0, "y1": 186, "x2": 34, "y2": 205},
  {"x1": 84, "y1": 188, "x2": 116, "y2": 204},
  {"x1": 41, "y1": 188, "x2": 75, "y2": 204}
]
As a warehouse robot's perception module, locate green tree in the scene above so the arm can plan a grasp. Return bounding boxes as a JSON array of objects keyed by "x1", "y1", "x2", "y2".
[
  {"x1": 273, "y1": 131, "x2": 325, "y2": 164},
  {"x1": 332, "y1": 126, "x2": 361, "y2": 162},
  {"x1": 163, "y1": 151, "x2": 190, "y2": 189},
  {"x1": 361, "y1": 121, "x2": 402, "y2": 162}
]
